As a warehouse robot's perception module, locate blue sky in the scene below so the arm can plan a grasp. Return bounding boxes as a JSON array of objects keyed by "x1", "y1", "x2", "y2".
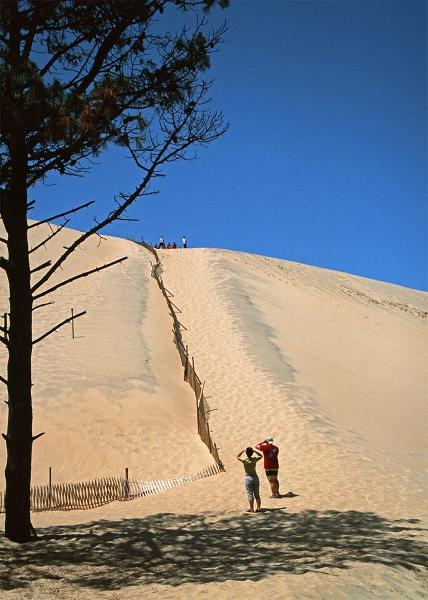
[{"x1": 32, "y1": 1, "x2": 427, "y2": 291}]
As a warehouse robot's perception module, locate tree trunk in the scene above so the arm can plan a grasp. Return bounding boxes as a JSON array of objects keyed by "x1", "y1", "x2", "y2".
[{"x1": 2, "y1": 138, "x2": 34, "y2": 542}]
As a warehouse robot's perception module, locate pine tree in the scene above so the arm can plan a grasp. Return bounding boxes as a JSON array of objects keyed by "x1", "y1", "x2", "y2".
[{"x1": 0, "y1": 0, "x2": 228, "y2": 542}]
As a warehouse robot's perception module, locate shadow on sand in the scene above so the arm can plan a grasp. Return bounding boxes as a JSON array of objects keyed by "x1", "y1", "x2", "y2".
[{"x1": 1, "y1": 508, "x2": 427, "y2": 591}]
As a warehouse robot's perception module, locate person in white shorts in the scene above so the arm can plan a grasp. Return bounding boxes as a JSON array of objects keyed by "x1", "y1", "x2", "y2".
[{"x1": 236, "y1": 447, "x2": 263, "y2": 512}]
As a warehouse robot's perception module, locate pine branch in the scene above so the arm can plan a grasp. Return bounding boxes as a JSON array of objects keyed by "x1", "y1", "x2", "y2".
[
  {"x1": 32, "y1": 310, "x2": 86, "y2": 345},
  {"x1": 32, "y1": 256, "x2": 128, "y2": 300},
  {"x1": 27, "y1": 201, "x2": 94, "y2": 229},
  {"x1": 29, "y1": 220, "x2": 70, "y2": 254},
  {"x1": 32, "y1": 301, "x2": 55, "y2": 312},
  {"x1": 39, "y1": 34, "x2": 86, "y2": 77},
  {"x1": 74, "y1": 22, "x2": 127, "y2": 95},
  {"x1": 22, "y1": 3, "x2": 42, "y2": 58},
  {"x1": 30, "y1": 260, "x2": 51, "y2": 274},
  {"x1": 30, "y1": 160, "x2": 162, "y2": 293}
]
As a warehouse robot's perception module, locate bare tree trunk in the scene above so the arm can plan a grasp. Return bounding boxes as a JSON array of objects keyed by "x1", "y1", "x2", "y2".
[{"x1": 2, "y1": 138, "x2": 34, "y2": 542}]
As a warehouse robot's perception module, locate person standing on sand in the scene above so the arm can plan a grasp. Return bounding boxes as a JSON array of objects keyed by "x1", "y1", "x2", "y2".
[
  {"x1": 256, "y1": 436, "x2": 280, "y2": 498},
  {"x1": 182, "y1": 235, "x2": 187, "y2": 248},
  {"x1": 237, "y1": 447, "x2": 263, "y2": 512}
]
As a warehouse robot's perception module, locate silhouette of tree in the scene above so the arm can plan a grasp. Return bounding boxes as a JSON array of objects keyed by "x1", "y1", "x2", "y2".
[{"x1": 0, "y1": 0, "x2": 228, "y2": 542}]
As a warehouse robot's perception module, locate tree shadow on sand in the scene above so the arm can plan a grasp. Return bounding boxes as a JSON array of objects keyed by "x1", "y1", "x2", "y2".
[{"x1": 1, "y1": 509, "x2": 427, "y2": 591}]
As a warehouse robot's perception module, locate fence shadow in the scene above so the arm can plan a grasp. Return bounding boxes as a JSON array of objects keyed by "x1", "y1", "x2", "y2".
[
  {"x1": 140, "y1": 241, "x2": 224, "y2": 469},
  {"x1": 1, "y1": 509, "x2": 427, "y2": 592}
]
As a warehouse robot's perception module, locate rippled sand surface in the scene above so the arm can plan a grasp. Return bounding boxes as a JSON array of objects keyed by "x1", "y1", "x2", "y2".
[{"x1": 1, "y1": 225, "x2": 427, "y2": 598}]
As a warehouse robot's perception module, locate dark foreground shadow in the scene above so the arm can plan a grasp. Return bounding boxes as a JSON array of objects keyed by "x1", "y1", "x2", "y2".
[{"x1": 0, "y1": 509, "x2": 427, "y2": 591}]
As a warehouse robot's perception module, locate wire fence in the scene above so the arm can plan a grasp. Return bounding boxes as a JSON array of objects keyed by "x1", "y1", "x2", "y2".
[
  {"x1": 0, "y1": 463, "x2": 222, "y2": 513},
  {"x1": 140, "y1": 241, "x2": 224, "y2": 470}
]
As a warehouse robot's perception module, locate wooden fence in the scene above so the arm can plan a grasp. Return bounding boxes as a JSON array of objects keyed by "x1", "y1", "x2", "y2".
[
  {"x1": 140, "y1": 241, "x2": 224, "y2": 470},
  {"x1": 0, "y1": 240, "x2": 224, "y2": 515},
  {"x1": 0, "y1": 463, "x2": 222, "y2": 513}
]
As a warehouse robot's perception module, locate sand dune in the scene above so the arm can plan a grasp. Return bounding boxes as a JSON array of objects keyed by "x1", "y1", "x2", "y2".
[
  {"x1": 0, "y1": 225, "x2": 427, "y2": 598},
  {"x1": 0, "y1": 223, "x2": 213, "y2": 485}
]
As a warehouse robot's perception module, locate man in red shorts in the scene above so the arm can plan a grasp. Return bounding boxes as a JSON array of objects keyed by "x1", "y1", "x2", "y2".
[{"x1": 256, "y1": 436, "x2": 280, "y2": 498}]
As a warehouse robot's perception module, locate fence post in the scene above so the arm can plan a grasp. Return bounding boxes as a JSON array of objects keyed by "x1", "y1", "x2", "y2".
[
  {"x1": 196, "y1": 381, "x2": 205, "y2": 435},
  {"x1": 184, "y1": 345, "x2": 189, "y2": 381},
  {"x1": 125, "y1": 467, "x2": 129, "y2": 499},
  {"x1": 191, "y1": 356, "x2": 195, "y2": 390},
  {"x1": 206, "y1": 423, "x2": 213, "y2": 453},
  {"x1": 48, "y1": 466, "x2": 52, "y2": 509}
]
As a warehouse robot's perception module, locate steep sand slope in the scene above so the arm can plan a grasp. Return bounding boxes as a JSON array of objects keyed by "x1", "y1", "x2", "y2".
[
  {"x1": 0, "y1": 232, "x2": 427, "y2": 599},
  {"x1": 0, "y1": 224, "x2": 212, "y2": 485},
  {"x1": 158, "y1": 248, "x2": 427, "y2": 514}
]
